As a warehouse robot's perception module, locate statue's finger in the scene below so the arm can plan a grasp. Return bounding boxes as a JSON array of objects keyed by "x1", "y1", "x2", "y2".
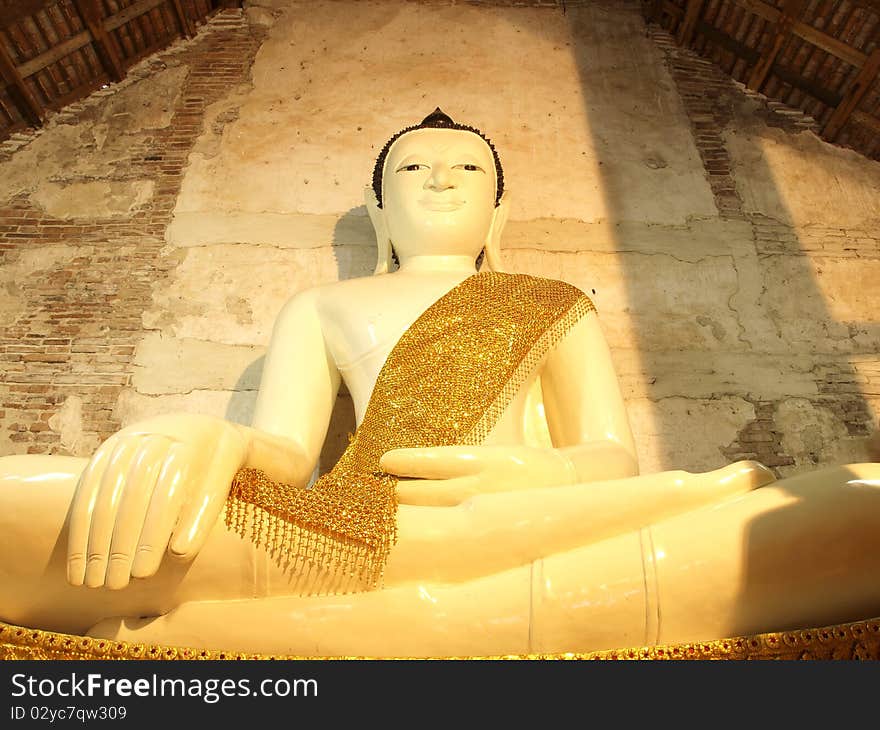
[
  {"x1": 84, "y1": 439, "x2": 139, "y2": 588},
  {"x1": 168, "y1": 435, "x2": 244, "y2": 561},
  {"x1": 380, "y1": 446, "x2": 481, "y2": 479},
  {"x1": 130, "y1": 444, "x2": 191, "y2": 579},
  {"x1": 395, "y1": 476, "x2": 480, "y2": 506},
  {"x1": 67, "y1": 440, "x2": 115, "y2": 586},
  {"x1": 104, "y1": 436, "x2": 167, "y2": 590}
]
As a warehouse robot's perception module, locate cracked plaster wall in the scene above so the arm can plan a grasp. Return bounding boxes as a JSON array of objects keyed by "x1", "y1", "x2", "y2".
[{"x1": 1, "y1": 0, "x2": 878, "y2": 478}]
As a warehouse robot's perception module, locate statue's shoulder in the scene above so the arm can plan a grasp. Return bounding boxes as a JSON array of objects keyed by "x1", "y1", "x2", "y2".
[
  {"x1": 487, "y1": 272, "x2": 596, "y2": 312},
  {"x1": 279, "y1": 275, "x2": 407, "y2": 333},
  {"x1": 280, "y1": 275, "x2": 375, "y2": 310}
]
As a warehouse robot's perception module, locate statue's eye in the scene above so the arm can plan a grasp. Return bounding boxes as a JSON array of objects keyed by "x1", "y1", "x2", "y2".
[
  {"x1": 455, "y1": 164, "x2": 482, "y2": 172},
  {"x1": 399, "y1": 164, "x2": 426, "y2": 172}
]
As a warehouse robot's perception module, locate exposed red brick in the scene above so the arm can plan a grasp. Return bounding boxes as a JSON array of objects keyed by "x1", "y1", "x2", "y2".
[{"x1": 0, "y1": 11, "x2": 266, "y2": 456}]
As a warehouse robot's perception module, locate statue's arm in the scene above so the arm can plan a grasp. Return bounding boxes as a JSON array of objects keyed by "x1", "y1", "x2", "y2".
[
  {"x1": 246, "y1": 287, "x2": 342, "y2": 485},
  {"x1": 539, "y1": 309, "x2": 639, "y2": 481},
  {"x1": 66, "y1": 288, "x2": 340, "y2": 590}
]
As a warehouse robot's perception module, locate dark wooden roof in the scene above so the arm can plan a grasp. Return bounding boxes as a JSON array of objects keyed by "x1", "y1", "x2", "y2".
[
  {"x1": 646, "y1": 0, "x2": 880, "y2": 160},
  {"x1": 0, "y1": 0, "x2": 235, "y2": 139}
]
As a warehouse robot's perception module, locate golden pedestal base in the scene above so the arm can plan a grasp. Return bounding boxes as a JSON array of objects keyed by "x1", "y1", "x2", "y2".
[{"x1": 2, "y1": 618, "x2": 878, "y2": 660}]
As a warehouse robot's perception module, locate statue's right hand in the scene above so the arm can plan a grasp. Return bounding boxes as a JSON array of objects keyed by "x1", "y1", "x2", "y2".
[{"x1": 66, "y1": 414, "x2": 247, "y2": 590}]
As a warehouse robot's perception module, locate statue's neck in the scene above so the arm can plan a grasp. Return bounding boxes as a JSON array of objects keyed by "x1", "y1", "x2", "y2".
[{"x1": 395, "y1": 255, "x2": 478, "y2": 275}]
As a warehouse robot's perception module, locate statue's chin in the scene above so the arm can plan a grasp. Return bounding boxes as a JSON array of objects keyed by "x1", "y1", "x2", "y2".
[{"x1": 388, "y1": 213, "x2": 492, "y2": 257}]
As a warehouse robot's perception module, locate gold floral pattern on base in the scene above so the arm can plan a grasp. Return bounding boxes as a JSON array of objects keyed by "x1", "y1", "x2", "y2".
[{"x1": 3, "y1": 617, "x2": 878, "y2": 660}]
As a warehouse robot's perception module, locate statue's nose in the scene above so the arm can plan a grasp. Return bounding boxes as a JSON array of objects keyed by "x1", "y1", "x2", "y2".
[{"x1": 425, "y1": 164, "x2": 454, "y2": 192}]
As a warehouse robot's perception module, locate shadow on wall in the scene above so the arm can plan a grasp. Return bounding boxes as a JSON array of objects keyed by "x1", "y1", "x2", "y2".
[
  {"x1": 224, "y1": 207, "x2": 367, "y2": 477},
  {"x1": 565, "y1": 4, "x2": 879, "y2": 638},
  {"x1": 225, "y1": 356, "x2": 264, "y2": 427},
  {"x1": 566, "y1": 4, "x2": 876, "y2": 477},
  {"x1": 321, "y1": 205, "x2": 367, "y2": 477}
]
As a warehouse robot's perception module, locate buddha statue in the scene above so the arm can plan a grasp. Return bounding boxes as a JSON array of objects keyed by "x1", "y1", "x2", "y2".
[{"x1": 1, "y1": 110, "x2": 879, "y2": 659}]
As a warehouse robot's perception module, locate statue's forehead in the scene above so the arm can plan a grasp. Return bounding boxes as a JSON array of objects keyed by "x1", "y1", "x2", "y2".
[{"x1": 385, "y1": 128, "x2": 495, "y2": 165}]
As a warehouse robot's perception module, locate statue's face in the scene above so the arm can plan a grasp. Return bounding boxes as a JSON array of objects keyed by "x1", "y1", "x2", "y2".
[{"x1": 381, "y1": 128, "x2": 497, "y2": 260}]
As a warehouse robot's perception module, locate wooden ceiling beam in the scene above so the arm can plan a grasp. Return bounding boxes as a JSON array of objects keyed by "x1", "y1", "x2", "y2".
[
  {"x1": 72, "y1": 0, "x2": 126, "y2": 82},
  {"x1": 735, "y1": 0, "x2": 778, "y2": 23},
  {"x1": 677, "y1": 0, "x2": 707, "y2": 46},
  {"x1": 734, "y1": 0, "x2": 868, "y2": 69},
  {"x1": 170, "y1": 0, "x2": 196, "y2": 38},
  {"x1": 852, "y1": 109, "x2": 880, "y2": 134},
  {"x1": 662, "y1": 0, "x2": 684, "y2": 18},
  {"x1": 0, "y1": 40, "x2": 43, "y2": 125},
  {"x1": 0, "y1": 1, "x2": 56, "y2": 30},
  {"x1": 15, "y1": 0, "x2": 167, "y2": 78},
  {"x1": 824, "y1": 48, "x2": 880, "y2": 141},
  {"x1": 16, "y1": 31, "x2": 90, "y2": 78},
  {"x1": 746, "y1": 0, "x2": 808, "y2": 92},
  {"x1": 792, "y1": 18, "x2": 868, "y2": 69},
  {"x1": 771, "y1": 61, "x2": 841, "y2": 107},
  {"x1": 105, "y1": 0, "x2": 168, "y2": 33},
  {"x1": 696, "y1": 21, "x2": 759, "y2": 62},
  {"x1": 696, "y1": 20, "x2": 842, "y2": 106}
]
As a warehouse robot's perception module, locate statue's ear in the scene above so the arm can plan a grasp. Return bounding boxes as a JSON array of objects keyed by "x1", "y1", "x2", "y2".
[
  {"x1": 365, "y1": 186, "x2": 392, "y2": 275},
  {"x1": 483, "y1": 190, "x2": 510, "y2": 272}
]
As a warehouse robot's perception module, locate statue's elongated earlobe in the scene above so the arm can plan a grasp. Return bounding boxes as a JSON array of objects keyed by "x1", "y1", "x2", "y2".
[
  {"x1": 374, "y1": 237, "x2": 393, "y2": 275},
  {"x1": 365, "y1": 186, "x2": 392, "y2": 275},
  {"x1": 483, "y1": 191, "x2": 510, "y2": 272}
]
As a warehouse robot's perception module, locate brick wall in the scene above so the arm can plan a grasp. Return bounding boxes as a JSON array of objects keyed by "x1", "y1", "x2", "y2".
[
  {"x1": 650, "y1": 23, "x2": 878, "y2": 472},
  {"x1": 0, "y1": 10, "x2": 266, "y2": 455}
]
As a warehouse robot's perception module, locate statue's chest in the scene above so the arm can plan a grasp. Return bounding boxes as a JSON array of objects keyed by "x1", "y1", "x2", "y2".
[
  {"x1": 318, "y1": 293, "x2": 446, "y2": 424},
  {"x1": 319, "y1": 281, "x2": 464, "y2": 375},
  {"x1": 325, "y1": 304, "x2": 422, "y2": 376}
]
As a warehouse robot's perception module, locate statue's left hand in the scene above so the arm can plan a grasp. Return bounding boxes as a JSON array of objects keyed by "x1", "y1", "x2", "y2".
[{"x1": 380, "y1": 445, "x2": 577, "y2": 506}]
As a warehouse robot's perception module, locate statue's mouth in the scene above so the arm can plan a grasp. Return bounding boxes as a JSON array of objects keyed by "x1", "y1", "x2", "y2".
[{"x1": 419, "y1": 198, "x2": 465, "y2": 212}]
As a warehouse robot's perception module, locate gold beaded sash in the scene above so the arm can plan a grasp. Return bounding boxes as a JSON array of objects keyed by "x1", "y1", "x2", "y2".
[{"x1": 225, "y1": 271, "x2": 595, "y2": 591}]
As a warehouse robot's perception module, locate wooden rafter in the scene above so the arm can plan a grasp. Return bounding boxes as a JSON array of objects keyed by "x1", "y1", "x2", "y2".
[
  {"x1": 73, "y1": 0, "x2": 125, "y2": 81},
  {"x1": 696, "y1": 21, "x2": 759, "y2": 63},
  {"x1": 772, "y1": 59, "x2": 841, "y2": 107},
  {"x1": 695, "y1": 20, "x2": 843, "y2": 106},
  {"x1": 824, "y1": 48, "x2": 880, "y2": 141},
  {"x1": 676, "y1": 0, "x2": 706, "y2": 46},
  {"x1": 16, "y1": 30, "x2": 90, "y2": 78},
  {"x1": 170, "y1": 0, "x2": 196, "y2": 38},
  {"x1": 746, "y1": 0, "x2": 808, "y2": 92},
  {"x1": 661, "y1": 0, "x2": 684, "y2": 18},
  {"x1": 14, "y1": 0, "x2": 167, "y2": 78},
  {"x1": 0, "y1": 0, "x2": 221, "y2": 141},
  {"x1": 655, "y1": 0, "x2": 868, "y2": 69},
  {"x1": 0, "y1": 39, "x2": 43, "y2": 124},
  {"x1": 106, "y1": 0, "x2": 168, "y2": 33},
  {"x1": 0, "y1": 1, "x2": 56, "y2": 30},
  {"x1": 735, "y1": 0, "x2": 868, "y2": 69},
  {"x1": 852, "y1": 110, "x2": 880, "y2": 134}
]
